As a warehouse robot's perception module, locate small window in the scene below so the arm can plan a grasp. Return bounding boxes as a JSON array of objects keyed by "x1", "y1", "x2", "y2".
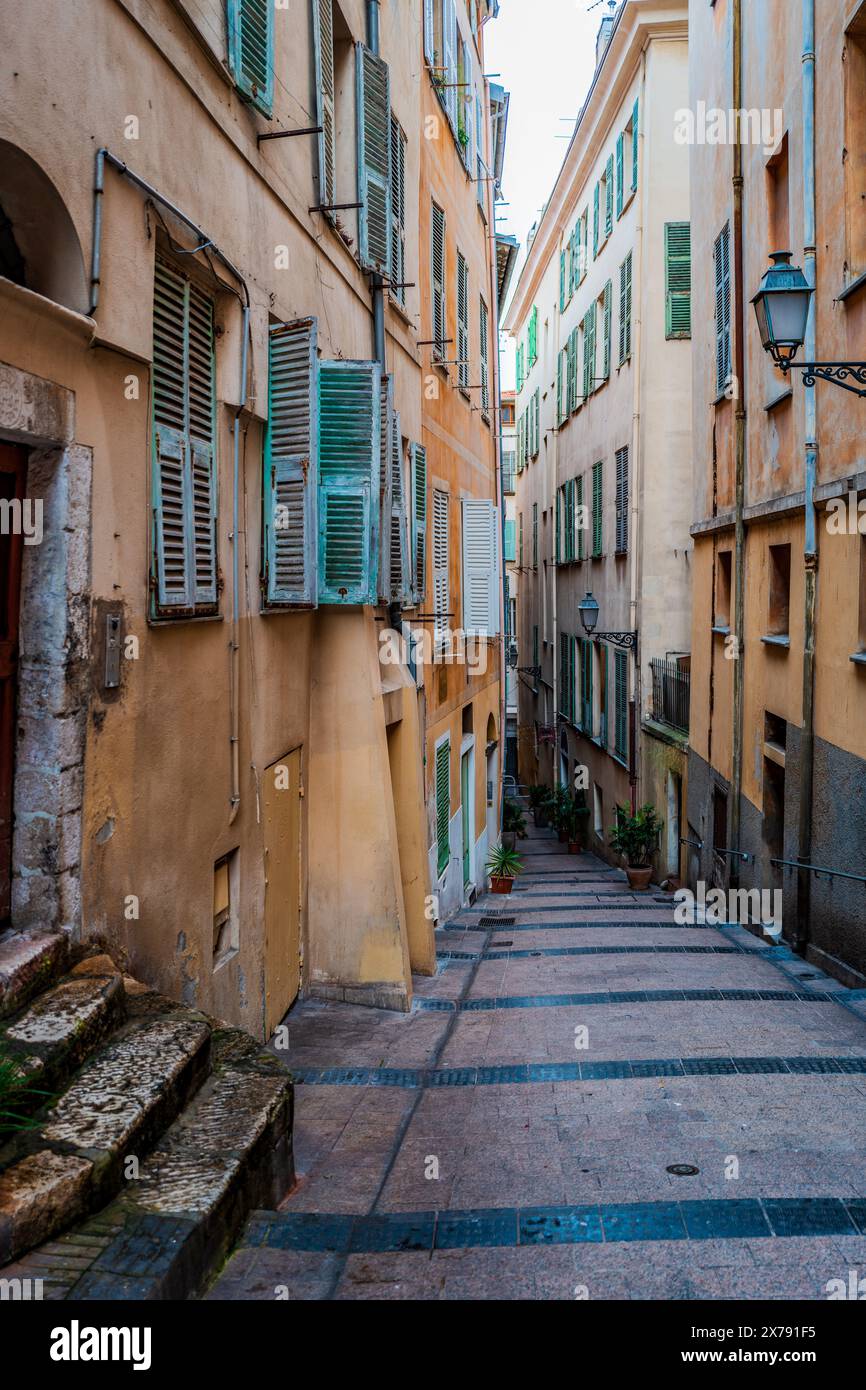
[
  {"x1": 716, "y1": 549, "x2": 732, "y2": 630},
  {"x1": 767, "y1": 543, "x2": 791, "y2": 639},
  {"x1": 213, "y1": 850, "x2": 239, "y2": 967},
  {"x1": 593, "y1": 783, "x2": 604, "y2": 839}
]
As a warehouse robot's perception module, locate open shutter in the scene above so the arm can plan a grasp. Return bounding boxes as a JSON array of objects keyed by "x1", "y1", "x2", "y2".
[
  {"x1": 187, "y1": 282, "x2": 217, "y2": 607},
  {"x1": 559, "y1": 251, "x2": 566, "y2": 313},
  {"x1": 601, "y1": 280, "x2": 612, "y2": 381},
  {"x1": 665, "y1": 222, "x2": 692, "y2": 339},
  {"x1": 480, "y1": 298, "x2": 490, "y2": 416},
  {"x1": 424, "y1": 0, "x2": 435, "y2": 65},
  {"x1": 715, "y1": 224, "x2": 731, "y2": 393},
  {"x1": 313, "y1": 0, "x2": 336, "y2": 209},
  {"x1": 576, "y1": 473, "x2": 584, "y2": 560},
  {"x1": 390, "y1": 115, "x2": 406, "y2": 304},
  {"x1": 318, "y1": 360, "x2": 381, "y2": 604},
  {"x1": 615, "y1": 650, "x2": 628, "y2": 759},
  {"x1": 475, "y1": 93, "x2": 485, "y2": 209},
  {"x1": 227, "y1": 0, "x2": 273, "y2": 115},
  {"x1": 431, "y1": 202, "x2": 446, "y2": 357},
  {"x1": 555, "y1": 488, "x2": 561, "y2": 564},
  {"x1": 615, "y1": 445, "x2": 629, "y2": 555},
  {"x1": 556, "y1": 350, "x2": 563, "y2": 425},
  {"x1": 592, "y1": 460, "x2": 603, "y2": 556},
  {"x1": 583, "y1": 309, "x2": 595, "y2": 398},
  {"x1": 357, "y1": 44, "x2": 391, "y2": 275},
  {"x1": 616, "y1": 132, "x2": 624, "y2": 218},
  {"x1": 457, "y1": 253, "x2": 469, "y2": 389},
  {"x1": 631, "y1": 97, "x2": 639, "y2": 191},
  {"x1": 377, "y1": 375, "x2": 394, "y2": 602},
  {"x1": 461, "y1": 498, "x2": 499, "y2": 636},
  {"x1": 411, "y1": 442, "x2": 428, "y2": 602},
  {"x1": 263, "y1": 319, "x2": 318, "y2": 609},
  {"x1": 592, "y1": 182, "x2": 599, "y2": 258},
  {"x1": 619, "y1": 253, "x2": 632, "y2": 363},
  {"x1": 605, "y1": 155, "x2": 614, "y2": 238},
  {"x1": 389, "y1": 412, "x2": 410, "y2": 606},
  {"x1": 436, "y1": 738, "x2": 450, "y2": 876}
]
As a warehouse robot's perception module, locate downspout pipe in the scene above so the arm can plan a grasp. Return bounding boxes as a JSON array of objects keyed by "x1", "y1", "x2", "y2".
[
  {"x1": 90, "y1": 149, "x2": 251, "y2": 823},
  {"x1": 366, "y1": 1, "x2": 386, "y2": 368},
  {"x1": 729, "y1": 0, "x2": 747, "y2": 887},
  {"x1": 796, "y1": 0, "x2": 818, "y2": 951}
]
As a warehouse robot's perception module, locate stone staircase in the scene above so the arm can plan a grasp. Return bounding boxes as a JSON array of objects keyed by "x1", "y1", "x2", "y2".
[{"x1": 0, "y1": 930, "x2": 294, "y2": 1299}]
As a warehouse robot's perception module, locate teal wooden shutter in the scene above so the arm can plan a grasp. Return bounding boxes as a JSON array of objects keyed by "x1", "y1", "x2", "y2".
[
  {"x1": 605, "y1": 155, "x2": 614, "y2": 238},
  {"x1": 436, "y1": 739, "x2": 451, "y2": 876},
  {"x1": 582, "y1": 638, "x2": 593, "y2": 731},
  {"x1": 556, "y1": 350, "x2": 563, "y2": 425},
  {"x1": 619, "y1": 252, "x2": 632, "y2": 363},
  {"x1": 615, "y1": 445, "x2": 629, "y2": 555},
  {"x1": 665, "y1": 222, "x2": 692, "y2": 339},
  {"x1": 559, "y1": 251, "x2": 566, "y2": 312},
  {"x1": 564, "y1": 478, "x2": 574, "y2": 561},
  {"x1": 263, "y1": 318, "x2": 318, "y2": 609},
  {"x1": 555, "y1": 488, "x2": 561, "y2": 564},
  {"x1": 592, "y1": 182, "x2": 599, "y2": 257},
  {"x1": 227, "y1": 0, "x2": 273, "y2": 115},
  {"x1": 616, "y1": 132, "x2": 624, "y2": 217},
  {"x1": 411, "y1": 442, "x2": 428, "y2": 602},
  {"x1": 389, "y1": 411, "x2": 411, "y2": 605},
  {"x1": 318, "y1": 360, "x2": 381, "y2": 604},
  {"x1": 599, "y1": 645, "x2": 608, "y2": 746},
  {"x1": 601, "y1": 279, "x2": 612, "y2": 380},
  {"x1": 631, "y1": 97, "x2": 639, "y2": 191},
  {"x1": 615, "y1": 650, "x2": 628, "y2": 759},
  {"x1": 592, "y1": 460, "x2": 602, "y2": 557},
  {"x1": 357, "y1": 44, "x2": 391, "y2": 275},
  {"x1": 390, "y1": 114, "x2": 407, "y2": 305},
  {"x1": 313, "y1": 0, "x2": 336, "y2": 208},
  {"x1": 583, "y1": 309, "x2": 595, "y2": 398},
  {"x1": 377, "y1": 374, "x2": 394, "y2": 601}
]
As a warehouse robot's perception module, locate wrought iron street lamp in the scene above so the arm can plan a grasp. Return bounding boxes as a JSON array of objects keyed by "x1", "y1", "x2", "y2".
[
  {"x1": 752, "y1": 251, "x2": 866, "y2": 396},
  {"x1": 577, "y1": 592, "x2": 637, "y2": 651}
]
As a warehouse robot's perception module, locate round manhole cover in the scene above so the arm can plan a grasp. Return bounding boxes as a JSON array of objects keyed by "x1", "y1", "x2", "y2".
[{"x1": 666, "y1": 1163, "x2": 700, "y2": 1177}]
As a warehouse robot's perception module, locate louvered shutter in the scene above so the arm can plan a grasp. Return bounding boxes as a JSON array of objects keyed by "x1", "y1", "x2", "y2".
[
  {"x1": 599, "y1": 644, "x2": 608, "y2": 746},
  {"x1": 556, "y1": 351, "x2": 563, "y2": 426},
  {"x1": 443, "y1": 0, "x2": 458, "y2": 131},
  {"x1": 226, "y1": 0, "x2": 273, "y2": 115},
  {"x1": 631, "y1": 98, "x2": 639, "y2": 191},
  {"x1": 605, "y1": 155, "x2": 614, "y2": 238},
  {"x1": 714, "y1": 223, "x2": 731, "y2": 394},
  {"x1": 583, "y1": 309, "x2": 595, "y2": 398},
  {"x1": 433, "y1": 488, "x2": 449, "y2": 645},
  {"x1": 263, "y1": 319, "x2": 318, "y2": 609},
  {"x1": 377, "y1": 375, "x2": 394, "y2": 602},
  {"x1": 619, "y1": 253, "x2": 632, "y2": 363},
  {"x1": 461, "y1": 498, "x2": 498, "y2": 636},
  {"x1": 431, "y1": 202, "x2": 446, "y2": 358},
  {"x1": 559, "y1": 632, "x2": 568, "y2": 718},
  {"x1": 665, "y1": 222, "x2": 692, "y2": 339},
  {"x1": 436, "y1": 738, "x2": 451, "y2": 876},
  {"x1": 601, "y1": 280, "x2": 612, "y2": 380},
  {"x1": 424, "y1": 0, "x2": 435, "y2": 65},
  {"x1": 390, "y1": 115, "x2": 406, "y2": 304},
  {"x1": 576, "y1": 473, "x2": 584, "y2": 560},
  {"x1": 475, "y1": 93, "x2": 485, "y2": 209},
  {"x1": 559, "y1": 251, "x2": 566, "y2": 313},
  {"x1": 592, "y1": 460, "x2": 603, "y2": 557},
  {"x1": 388, "y1": 412, "x2": 410, "y2": 606},
  {"x1": 357, "y1": 44, "x2": 391, "y2": 275},
  {"x1": 615, "y1": 445, "x2": 629, "y2": 555},
  {"x1": 457, "y1": 253, "x2": 469, "y2": 389},
  {"x1": 312, "y1": 0, "x2": 336, "y2": 208},
  {"x1": 533, "y1": 388, "x2": 540, "y2": 452},
  {"x1": 480, "y1": 298, "x2": 490, "y2": 416},
  {"x1": 616, "y1": 132, "x2": 624, "y2": 217},
  {"x1": 615, "y1": 650, "x2": 628, "y2": 759},
  {"x1": 411, "y1": 442, "x2": 428, "y2": 602},
  {"x1": 318, "y1": 360, "x2": 381, "y2": 604},
  {"x1": 555, "y1": 488, "x2": 561, "y2": 564},
  {"x1": 592, "y1": 182, "x2": 599, "y2": 258}
]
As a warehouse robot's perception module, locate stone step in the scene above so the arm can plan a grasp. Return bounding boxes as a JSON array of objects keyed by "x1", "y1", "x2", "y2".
[
  {"x1": 0, "y1": 930, "x2": 69, "y2": 1020},
  {"x1": 0, "y1": 994, "x2": 212, "y2": 1263}
]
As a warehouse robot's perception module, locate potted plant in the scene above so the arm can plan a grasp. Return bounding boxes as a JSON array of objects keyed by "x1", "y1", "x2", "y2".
[
  {"x1": 564, "y1": 793, "x2": 591, "y2": 854},
  {"x1": 501, "y1": 797, "x2": 527, "y2": 852},
  {"x1": 528, "y1": 784, "x2": 553, "y2": 828},
  {"x1": 487, "y1": 844, "x2": 523, "y2": 894},
  {"x1": 608, "y1": 803, "x2": 662, "y2": 890},
  {"x1": 551, "y1": 785, "x2": 572, "y2": 842}
]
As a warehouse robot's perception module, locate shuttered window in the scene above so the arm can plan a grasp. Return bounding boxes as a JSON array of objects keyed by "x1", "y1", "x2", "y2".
[
  {"x1": 619, "y1": 252, "x2": 632, "y2": 364},
  {"x1": 564, "y1": 479, "x2": 574, "y2": 563},
  {"x1": 576, "y1": 473, "x2": 585, "y2": 560},
  {"x1": 227, "y1": 0, "x2": 273, "y2": 115},
  {"x1": 631, "y1": 97, "x2": 639, "y2": 192},
  {"x1": 559, "y1": 251, "x2": 567, "y2": 313},
  {"x1": 665, "y1": 221, "x2": 692, "y2": 339},
  {"x1": 532, "y1": 502, "x2": 538, "y2": 569},
  {"x1": 592, "y1": 181, "x2": 600, "y2": 258},
  {"x1": 457, "y1": 252, "x2": 469, "y2": 391},
  {"x1": 567, "y1": 328, "x2": 577, "y2": 415},
  {"x1": 532, "y1": 387, "x2": 540, "y2": 453},
  {"x1": 555, "y1": 488, "x2": 561, "y2": 564},
  {"x1": 559, "y1": 631, "x2": 572, "y2": 720},
  {"x1": 313, "y1": 0, "x2": 336, "y2": 210},
  {"x1": 410, "y1": 442, "x2": 427, "y2": 602},
  {"x1": 583, "y1": 308, "x2": 596, "y2": 399},
  {"x1": 389, "y1": 411, "x2": 410, "y2": 606},
  {"x1": 615, "y1": 445, "x2": 629, "y2": 555},
  {"x1": 480, "y1": 297, "x2": 491, "y2": 419},
  {"x1": 431, "y1": 201, "x2": 447, "y2": 360},
  {"x1": 424, "y1": 0, "x2": 436, "y2": 66},
  {"x1": 591, "y1": 460, "x2": 603, "y2": 558},
  {"x1": 317, "y1": 360, "x2": 381, "y2": 604},
  {"x1": 580, "y1": 638, "x2": 593, "y2": 732},
  {"x1": 390, "y1": 114, "x2": 407, "y2": 306},
  {"x1": 357, "y1": 44, "x2": 391, "y2": 275},
  {"x1": 605, "y1": 154, "x2": 614, "y2": 239},
  {"x1": 435, "y1": 737, "x2": 451, "y2": 877},
  {"x1": 377, "y1": 375, "x2": 394, "y2": 602},
  {"x1": 601, "y1": 280, "x2": 612, "y2": 381},
  {"x1": 556, "y1": 351, "x2": 563, "y2": 426},
  {"x1": 616, "y1": 132, "x2": 624, "y2": 218},
  {"x1": 151, "y1": 256, "x2": 218, "y2": 618},
  {"x1": 528, "y1": 305, "x2": 538, "y2": 365},
  {"x1": 433, "y1": 488, "x2": 449, "y2": 647},
  {"x1": 714, "y1": 222, "x2": 731, "y2": 394},
  {"x1": 263, "y1": 318, "x2": 318, "y2": 610},
  {"x1": 461, "y1": 497, "x2": 499, "y2": 635},
  {"x1": 614, "y1": 650, "x2": 628, "y2": 760}
]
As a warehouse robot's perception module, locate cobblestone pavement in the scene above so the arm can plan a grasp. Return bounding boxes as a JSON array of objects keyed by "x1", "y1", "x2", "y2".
[{"x1": 208, "y1": 827, "x2": 866, "y2": 1301}]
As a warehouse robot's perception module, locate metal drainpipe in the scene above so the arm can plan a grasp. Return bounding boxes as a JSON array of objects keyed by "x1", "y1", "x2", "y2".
[
  {"x1": 796, "y1": 0, "x2": 818, "y2": 952},
  {"x1": 367, "y1": 1, "x2": 386, "y2": 367},
  {"x1": 89, "y1": 149, "x2": 251, "y2": 821},
  {"x1": 729, "y1": 0, "x2": 747, "y2": 888},
  {"x1": 627, "y1": 49, "x2": 647, "y2": 817}
]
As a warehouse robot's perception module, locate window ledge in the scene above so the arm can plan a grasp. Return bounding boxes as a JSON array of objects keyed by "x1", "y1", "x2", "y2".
[
  {"x1": 838, "y1": 270, "x2": 866, "y2": 304},
  {"x1": 712, "y1": 624, "x2": 730, "y2": 636},
  {"x1": 849, "y1": 651, "x2": 866, "y2": 666},
  {"x1": 764, "y1": 387, "x2": 793, "y2": 412},
  {"x1": 761, "y1": 634, "x2": 790, "y2": 649}
]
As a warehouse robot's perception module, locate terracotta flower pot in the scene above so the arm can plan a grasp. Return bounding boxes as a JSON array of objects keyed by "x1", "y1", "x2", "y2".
[
  {"x1": 558, "y1": 828, "x2": 568, "y2": 843},
  {"x1": 625, "y1": 865, "x2": 653, "y2": 891},
  {"x1": 568, "y1": 840, "x2": 582, "y2": 855},
  {"x1": 490, "y1": 875, "x2": 514, "y2": 894}
]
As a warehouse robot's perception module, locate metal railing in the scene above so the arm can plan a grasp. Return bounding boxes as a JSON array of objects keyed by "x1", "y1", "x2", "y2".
[{"x1": 650, "y1": 657, "x2": 690, "y2": 734}]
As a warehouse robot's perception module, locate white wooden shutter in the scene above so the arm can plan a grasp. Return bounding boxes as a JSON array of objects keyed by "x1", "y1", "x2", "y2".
[
  {"x1": 357, "y1": 44, "x2": 391, "y2": 275},
  {"x1": 461, "y1": 497, "x2": 499, "y2": 637}
]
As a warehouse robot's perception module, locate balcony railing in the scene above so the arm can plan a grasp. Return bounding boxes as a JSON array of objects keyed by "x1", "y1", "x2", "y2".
[{"x1": 650, "y1": 657, "x2": 690, "y2": 735}]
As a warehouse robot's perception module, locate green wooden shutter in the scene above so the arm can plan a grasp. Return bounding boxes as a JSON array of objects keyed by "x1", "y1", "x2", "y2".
[
  {"x1": 599, "y1": 645, "x2": 608, "y2": 746},
  {"x1": 556, "y1": 350, "x2": 563, "y2": 425},
  {"x1": 432, "y1": 488, "x2": 449, "y2": 644},
  {"x1": 615, "y1": 445, "x2": 629, "y2": 555},
  {"x1": 592, "y1": 182, "x2": 599, "y2": 258},
  {"x1": 576, "y1": 473, "x2": 584, "y2": 560},
  {"x1": 619, "y1": 252, "x2": 632, "y2": 363},
  {"x1": 605, "y1": 155, "x2": 614, "y2": 238},
  {"x1": 564, "y1": 478, "x2": 574, "y2": 562},
  {"x1": 411, "y1": 442, "x2": 428, "y2": 602},
  {"x1": 665, "y1": 222, "x2": 692, "y2": 339},
  {"x1": 377, "y1": 374, "x2": 394, "y2": 601},
  {"x1": 555, "y1": 488, "x2": 561, "y2": 564},
  {"x1": 615, "y1": 650, "x2": 628, "y2": 759},
  {"x1": 601, "y1": 280, "x2": 612, "y2": 380},
  {"x1": 389, "y1": 410, "x2": 410, "y2": 606},
  {"x1": 616, "y1": 132, "x2": 624, "y2": 217},
  {"x1": 505, "y1": 518, "x2": 516, "y2": 562},
  {"x1": 431, "y1": 202, "x2": 446, "y2": 358},
  {"x1": 313, "y1": 0, "x2": 336, "y2": 208},
  {"x1": 318, "y1": 360, "x2": 381, "y2": 604},
  {"x1": 436, "y1": 738, "x2": 451, "y2": 876},
  {"x1": 357, "y1": 44, "x2": 391, "y2": 275},
  {"x1": 592, "y1": 460, "x2": 602, "y2": 557},
  {"x1": 559, "y1": 250, "x2": 566, "y2": 312},
  {"x1": 263, "y1": 318, "x2": 318, "y2": 609},
  {"x1": 390, "y1": 114, "x2": 407, "y2": 305},
  {"x1": 227, "y1": 0, "x2": 273, "y2": 115},
  {"x1": 457, "y1": 252, "x2": 469, "y2": 389},
  {"x1": 583, "y1": 309, "x2": 595, "y2": 398},
  {"x1": 631, "y1": 97, "x2": 639, "y2": 191},
  {"x1": 582, "y1": 638, "x2": 593, "y2": 732}
]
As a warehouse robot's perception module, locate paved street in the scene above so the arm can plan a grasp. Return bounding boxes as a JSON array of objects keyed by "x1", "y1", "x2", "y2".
[{"x1": 209, "y1": 825, "x2": 866, "y2": 1301}]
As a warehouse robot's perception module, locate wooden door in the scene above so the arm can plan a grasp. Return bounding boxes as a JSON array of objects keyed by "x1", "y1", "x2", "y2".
[
  {"x1": 0, "y1": 445, "x2": 26, "y2": 923},
  {"x1": 262, "y1": 748, "x2": 302, "y2": 1035}
]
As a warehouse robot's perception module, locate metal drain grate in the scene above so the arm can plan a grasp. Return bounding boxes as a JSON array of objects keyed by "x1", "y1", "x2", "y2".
[
  {"x1": 666, "y1": 1163, "x2": 700, "y2": 1177},
  {"x1": 479, "y1": 916, "x2": 515, "y2": 927}
]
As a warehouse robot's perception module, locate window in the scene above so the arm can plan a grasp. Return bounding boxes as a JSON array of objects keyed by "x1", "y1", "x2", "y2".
[
  {"x1": 433, "y1": 488, "x2": 449, "y2": 647},
  {"x1": 435, "y1": 737, "x2": 451, "y2": 877},
  {"x1": 844, "y1": 5, "x2": 866, "y2": 284},
  {"x1": 615, "y1": 446, "x2": 629, "y2": 554},
  {"x1": 580, "y1": 639, "x2": 593, "y2": 731},
  {"x1": 227, "y1": 0, "x2": 274, "y2": 115},
  {"x1": 767, "y1": 542, "x2": 791, "y2": 639},
  {"x1": 151, "y1": 255, "x2": 218, "y2": 619},
  {"x1": 619, "y1": 252, "x2": 632, "y2": 363},
  {"x1": 714, "y1": 222, "x2": 732, "y2": 396},
  {"x1": 461, "y1": 498, "x2": 499, "y2": 635},
  {"x1": 567, "y1": 327, "x2": 578, "y2": 415},
  {"x1": 599, "y1": 280, "x2": 612, "y2": 382},
  {"x1": 555, "y1": 489, "x2": 561, "y2": 564},
  {"x1": 576, "y1": 474, "x2": 585, "y2": 560},
  {"x1": 577, "y1": 209, "x2": 588, "y2": 283},
  {"x1": 431, "y1": 201, "x2": 447, "y2": 360},
  {"x1": 390, "y1": 114, "x2": 407, "y2": 306},
  {"x1": 559, "y1": 632, "x2": 570, "y2": 719},
  {"x1": 213, "y1": 850, "x2": 239, "y2": 965},
  {"x1": 411, "y1": 442, "x2": 428, "y2": 602},
  {"x1": 614, "y1": 650, "x2": 628, "y2": 761},
  {"x1": 387, "y1": 413, "x2": 411, "y2": 607},
  {"x1": 357, "y1": 41, "x2": 391, "y2": 274},
  {"x1": 592, "y1": 179, "x2": 600, "y2": 259},
  {"x1": 715, "y1": 548, "x2": 732, "y2": 630},
  {"x1": 480, "y1": 298, "x2": 491, "y2": 418},
  {"x1": 664, "y1": 223, "x2": 691, "y2": 339},
  {"x1": 263, "y1": 318, "x2": 318, "y2": 609},
  {"x1": 532, "y1": 502, "x2": 538, "y2": 569},
  {"x1": 593, "y1": 782, "x2": 604, "y2": 840},
  {"x1": 564, "y1": 479, "x2": 575, "y2": 563},
  {"x1": 457, "y1": 252, "x2": 469, "y2": 392},
  {"x1": 531, "y1": 388, "x2": 540, "y2": 454},
  {"x1": 630, "y1": 98, "x2": 639, "y2": 193},
  {"x1": 591, "y1": 460, "x2": 603, "y2": 557},
  {"x1": 582, "y1": 307, "x2": 596, "y2": 399}
]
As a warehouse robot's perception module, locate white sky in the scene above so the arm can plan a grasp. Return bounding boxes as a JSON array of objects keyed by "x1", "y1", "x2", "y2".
[{"x1": 487, "y1": 0, "x2": 608, "y2": 384}]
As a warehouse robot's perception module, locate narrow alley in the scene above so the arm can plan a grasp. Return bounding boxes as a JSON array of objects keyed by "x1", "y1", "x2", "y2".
[{"x1": 210, "y1": 822, "x2": 866, "y2": 1301}]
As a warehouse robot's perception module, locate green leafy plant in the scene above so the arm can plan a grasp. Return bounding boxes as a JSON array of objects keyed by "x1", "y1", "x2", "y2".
[
  {"x1": 0, "y1": 1044, "x2": 51, "y2": 1135},
  {"x1": 527, "y1": 784, "x2": 548, "y2": 810},
  {"x1": 561, "y1": 794, "x2": 590, "y2": 841},
  {"x1": 608, "y1": 804, "x2": 662, "y2": 868},
  {"x1": 486, "y1": 844, "x2": 523, "y2": 879},
  {"x1": 550, "y1": 784, "x2": 573, "y2": 833},
  {"x1": 502, "y1": 798, "x2": 527, "y2": 838}
]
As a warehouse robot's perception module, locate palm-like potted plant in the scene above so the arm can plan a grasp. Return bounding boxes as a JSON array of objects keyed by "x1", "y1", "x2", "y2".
[
  {"x1": 608, "y1": 803, "x2": 662, "y2": 890},
  {"x1": 487, "y1": 843, "x2": 523, "y2": 894},
  {"x1": 501, "y1": 797, "x2": 527, "y2": 852}
]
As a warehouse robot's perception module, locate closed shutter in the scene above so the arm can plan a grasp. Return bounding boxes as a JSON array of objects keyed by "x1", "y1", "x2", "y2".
[
  {"x1": 480, "y1": 298, "x2": 490, "y2": 416},
  {"x1": 615, "y1": 445, "x2": 629, "y2": 555},
  {"x1": 410, "y1": 442, "x2": 428, "y2": 602},
  {"x1": 605, "y1": 154, "x2": 614, "y2": 238},
  {"x1": 599, "y1": 644, "x2": 608, "y2": 746},
  {"x1": 533, "y1": 387, "x2": 540, "y2": 452},
  {"x1": 226, "y1": 0, "x2": 273, "y2": 115},
  {"x1": 615, "y1": 650, "x2": 628, "y2": 759},
  {"x1": 556, "y1": 351, "x2": 563, "y2": 426},
  {"x1": 559, "y1": 632, "x2": 568, "y2": 718},
  {"x1": 601, "y1": 280, "x2": 612, "y2": 380},
  {"x1": 592, "y1": 460, "x2": 602, "y2": 557},
  {"x1": 564, "y1": 478, "x2": 574, "y2": 562},
  {"x1": 576, "y1": 473, "x2": 584, "y2": 560},
  {"x1": 390, "y1": 115, "x2": 407, "y2": 305},
  {"x1": 592, "y1": 181, "x2": 599, "y2": 258},
  {"x1": 631, "y1": 98, "x2": 639, "y2": 191},
  {"x1": 619, "y1": 252, "x2": 632, "y2": 363},
  {"x1": 431, "y1": 202, "x2": 446, "y2": 358},
  {"x1": 559, "y1": 251, "x2": 566, "y2": 313},
  {"x1": 433, "y1": 488, "x2": 449, "y2": 646},
  {"x1": 457, "y1": 252, "x2": 469, "y2": 389},
  {"x1": 555, "y1": 487, "x2": 561, "y2": 564},
  {"x1": 436, "y1": 738, "x2": 451, "y2": 876},
  {"x1": 665, "y1": 221, "x2": 692, "y2": 339},
  {"x1": 461, "y1": 497, "x2": 499, "y2": 636},
  {"x1": 582, "y1": 638, "x2": 593, "y2": 732},
  {"x1": 389, "y1": 412, "x2": 411, "y2": 605},
  {"x1": 616, "y1": 131, "x2": 624, "y2": 217},
  {"x1": 377, "y1": 374, "x2": 394, "y2": 601},
  {"x1": 714, "y1": 223, "x2": 731, "y2": 394},
  {"x1": 504, "y1": 518, "x2": 516, "y2": 562},
  {"x1": 152, "y1": 257, "x2": 217, "y2": 616},
  {"x1": 357, "y1": 44, "x2": 391, "y2": 275},
  {"x1": 583, "y1": 308, "x2": 595, "y2": 398},
  {"x1": 263, "y1": 318, "x2": 318, "y2": 609},
  {"x1": 578, "y1": 210, "x2": 586, "y2": 282},
  {"x1": 313, "y1": 0, "x2": 336, "y2": 209},
  {"x1": 318, "y1": 360, "x2": 381, "y2": 604}
]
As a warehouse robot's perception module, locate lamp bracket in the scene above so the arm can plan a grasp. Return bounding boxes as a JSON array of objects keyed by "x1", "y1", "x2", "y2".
[
  {"x1": 591, "y1": 631, "x2": 638, "y2": 651},
  {"x1": 781, "y1": 360, "x2": 866, "y2": 398}
]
